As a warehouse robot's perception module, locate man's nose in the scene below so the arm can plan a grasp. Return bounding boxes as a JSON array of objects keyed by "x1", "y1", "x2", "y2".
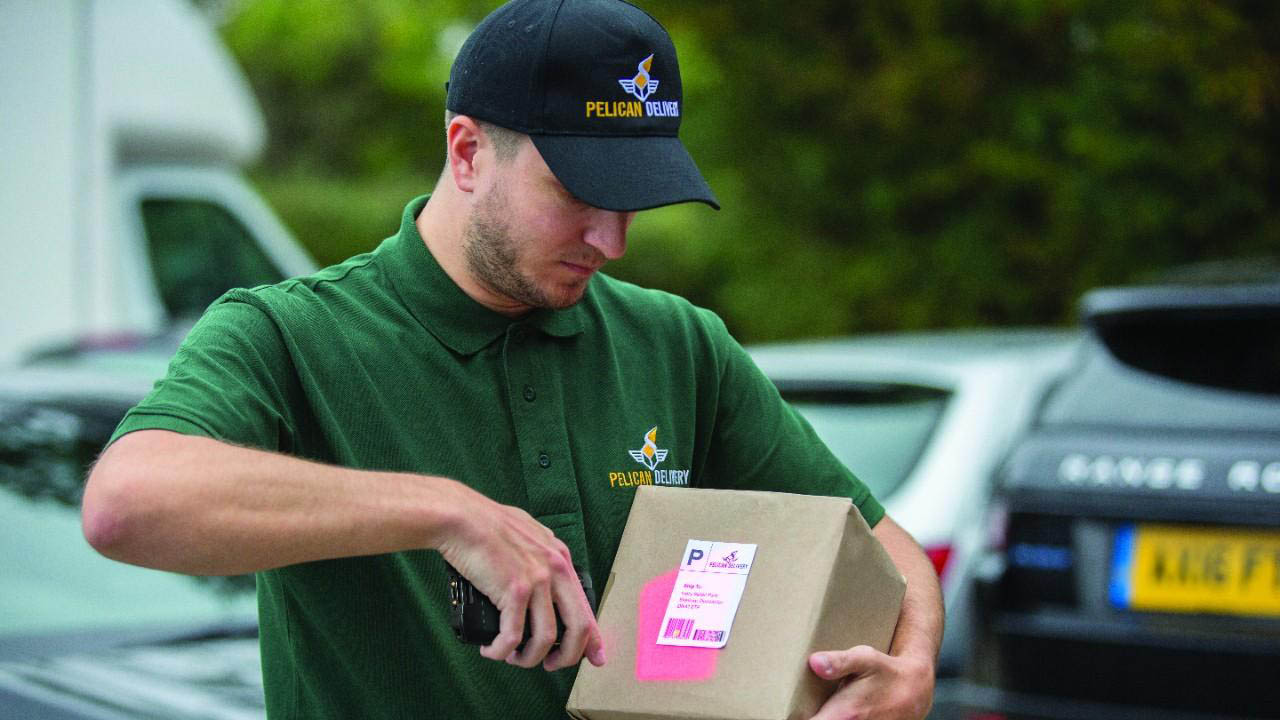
[{"x1": 582, "y1": 210, "x2": 635, "y2": 260}]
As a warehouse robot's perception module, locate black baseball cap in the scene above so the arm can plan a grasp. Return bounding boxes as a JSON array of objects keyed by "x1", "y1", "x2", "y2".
[{"x1": 446, "y1": 0, "x2": 719, "y2": 212}]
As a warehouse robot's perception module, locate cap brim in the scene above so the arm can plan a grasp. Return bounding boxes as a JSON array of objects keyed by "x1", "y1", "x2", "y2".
[{"x1": 530, "y1": 134, "x2": 719, "y2": 212}]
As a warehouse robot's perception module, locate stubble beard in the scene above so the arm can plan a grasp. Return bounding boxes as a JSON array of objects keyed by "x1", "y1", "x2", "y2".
[{"x1": 462, "y1": 182, "x2": 586, "y2": 311}]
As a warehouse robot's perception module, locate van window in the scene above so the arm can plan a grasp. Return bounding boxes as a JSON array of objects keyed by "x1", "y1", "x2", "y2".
[{"x1": 140, "y1": 199, "x2": 284, "y2": 318}]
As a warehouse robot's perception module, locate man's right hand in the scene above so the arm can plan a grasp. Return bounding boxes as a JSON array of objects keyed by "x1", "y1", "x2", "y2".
[{"x1": 435, "y1": 489, "x2": 605, "y2": 671}]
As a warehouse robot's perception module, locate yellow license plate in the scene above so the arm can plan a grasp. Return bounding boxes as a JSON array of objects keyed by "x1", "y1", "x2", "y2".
[{"x1": 1110, "y1": 523, "x2": 1280, "y2": 617}]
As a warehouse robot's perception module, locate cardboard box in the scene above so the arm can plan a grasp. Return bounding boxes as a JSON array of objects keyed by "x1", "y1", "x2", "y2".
[{"x1": 567, "y1": 486, "x2": 906, "y2": 720}]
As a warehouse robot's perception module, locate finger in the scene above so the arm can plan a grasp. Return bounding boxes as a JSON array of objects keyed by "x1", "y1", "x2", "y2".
[
  {"x1": 808, "y1": 682, "x2": 866, "y2": 720},
  {"x1": 542, "y1": 574, "x2": 599, "y2": 671},
  {"x1": 511, "y1": 584, "x2": 557, "y2": 668},
  {"x1": 582, "y1": 618, "x2": 606, "y2": 667},
  {"x1": 479, "y1": 581, "x2": 530, "y2": 662},
  {"x1": 809, "y1": 645, "x2": 883, "y2": 681}
]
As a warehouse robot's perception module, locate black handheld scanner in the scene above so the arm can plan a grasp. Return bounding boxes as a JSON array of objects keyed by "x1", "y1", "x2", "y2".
[{"x1": 446, "y1": 564, "x2": 596, "y2": 646}]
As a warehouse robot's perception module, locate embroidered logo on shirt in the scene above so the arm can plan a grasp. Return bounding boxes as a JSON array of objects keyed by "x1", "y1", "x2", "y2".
[
  {"x1": 609, "y1": 425, "x2": 691, "y2": 489},
  {"x1": 628, "y1": 426, "x2": 668, "y2": 470}
]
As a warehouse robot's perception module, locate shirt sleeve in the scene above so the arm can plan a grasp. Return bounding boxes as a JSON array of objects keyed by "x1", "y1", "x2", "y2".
[
  {"x1": 109, "y1": 299, "x2": 301, "y2": 453},
  {"x1": 696, "y1": 310, "x2": 886, "y2": 528}
]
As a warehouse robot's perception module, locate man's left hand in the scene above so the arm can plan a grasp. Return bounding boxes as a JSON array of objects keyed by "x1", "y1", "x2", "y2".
[
  {"x1": 805, "y1": 514, "x2": 943, "y2": 719},
  {"x1": 807, "y1": 645, "x2": 934, "y2": 720}
]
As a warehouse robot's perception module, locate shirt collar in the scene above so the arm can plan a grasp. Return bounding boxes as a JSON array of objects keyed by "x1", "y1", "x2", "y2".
[{"x1": 377, "y1": 195, "x2": 587, "y2": 356}]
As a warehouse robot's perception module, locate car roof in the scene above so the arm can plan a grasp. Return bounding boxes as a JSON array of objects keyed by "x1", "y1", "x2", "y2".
[
  {"x1": 748, "y1": 328, "x2": 1082, "y2": 387},
  {"x1": 0, "y1": 353, "x2": 171, "y2": 404}
]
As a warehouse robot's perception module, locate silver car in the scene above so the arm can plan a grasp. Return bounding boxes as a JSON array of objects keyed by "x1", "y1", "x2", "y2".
[
  {"x1": 749, "y1": 328, "x2": 1081, "y2": 674},
  {"x1": 0, "y1": 330, "x2": 264, "y2": 720}
]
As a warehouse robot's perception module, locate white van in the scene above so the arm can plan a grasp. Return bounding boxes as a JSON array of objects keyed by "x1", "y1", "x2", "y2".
[{"x1": 0, "y1": 0, "x2": 315, "y2": 365}]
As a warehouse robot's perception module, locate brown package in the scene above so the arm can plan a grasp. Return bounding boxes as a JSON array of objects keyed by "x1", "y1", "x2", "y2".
[{"x1": 567, "y1": 485, "x2": 906, "y2": 720}]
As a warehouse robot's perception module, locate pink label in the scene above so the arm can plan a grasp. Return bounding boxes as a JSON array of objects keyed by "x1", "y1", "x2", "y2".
[{"x1": 635, "y1": 569, "x2": 718, "y2": 682}]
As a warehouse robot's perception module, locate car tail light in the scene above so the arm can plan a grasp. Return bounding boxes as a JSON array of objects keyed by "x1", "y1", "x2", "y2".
[
  {"x1": 77, "y1": 331, "x2": 148, "y2": 351},
  {"x1": 924, "y1": 543, "x2": 952, "y2": 578}
]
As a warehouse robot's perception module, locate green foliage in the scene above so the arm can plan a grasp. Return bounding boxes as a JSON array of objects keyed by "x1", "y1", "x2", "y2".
[
  {"x1": 221, "y1": 0, "x2": 1280, "y2": 342},
  {"x1": 250, "y1": 172, "x2": 429, "y2": 266},
  {"x1": 223, "y1": 0, "x2": 476, "y2": 177}
]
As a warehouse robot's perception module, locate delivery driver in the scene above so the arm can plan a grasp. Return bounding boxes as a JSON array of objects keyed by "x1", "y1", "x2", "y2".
[{"x1": 81, "y1": 0, "x2": 942, "y2": 717}]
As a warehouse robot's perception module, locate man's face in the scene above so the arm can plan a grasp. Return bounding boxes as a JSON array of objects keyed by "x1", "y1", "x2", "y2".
[{"x1": 462, "y1": 139, "x2": 636, "y2": 314}]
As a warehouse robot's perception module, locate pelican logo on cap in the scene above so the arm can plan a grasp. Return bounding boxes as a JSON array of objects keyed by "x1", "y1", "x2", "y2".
[
  {"x1": 619, "y1": 54, "x2": 659, "y2": 101},
  {"x1": 584, "y1": 54, "x2": 681, "y2": 120}
]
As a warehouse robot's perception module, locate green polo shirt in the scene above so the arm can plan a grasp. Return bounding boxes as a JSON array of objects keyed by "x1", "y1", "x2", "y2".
[{"x1": 111, "y1": 195, "x2": 884, "y2": 719}]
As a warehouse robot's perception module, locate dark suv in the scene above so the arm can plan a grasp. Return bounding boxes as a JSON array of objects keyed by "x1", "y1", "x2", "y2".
[{"x1": 956, "y1": 282, "x2": 1280, "y2": 720}]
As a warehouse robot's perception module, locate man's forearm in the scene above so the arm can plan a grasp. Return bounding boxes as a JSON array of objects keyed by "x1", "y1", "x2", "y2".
[
  {"x1": 873, "y1": 515, "x2": 944, "y2": 664},
  {"x1": 84, "y1": 428, "x2": 607, "y2": 671},
  {"x1": 82, "y1": 429, "x2": 466, "y2": 575}
]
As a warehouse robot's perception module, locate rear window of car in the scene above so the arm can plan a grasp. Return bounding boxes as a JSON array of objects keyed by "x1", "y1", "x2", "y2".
[{"x1": 781, "y1": 384, "x2": 950, "y2": 501}]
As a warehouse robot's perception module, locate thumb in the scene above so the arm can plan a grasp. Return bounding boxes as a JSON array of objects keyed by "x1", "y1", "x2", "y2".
[{"x1": 809, "y1": 645, "x2": 883, "y2": 680}]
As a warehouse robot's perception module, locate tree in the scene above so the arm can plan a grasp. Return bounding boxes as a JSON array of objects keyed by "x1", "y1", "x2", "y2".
[{"x1": 220, "y1": 0, "x2": 1280, "y2": 341}]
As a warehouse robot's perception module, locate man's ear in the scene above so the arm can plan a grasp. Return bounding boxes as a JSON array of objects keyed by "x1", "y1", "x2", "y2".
[{"x1": 446, "y1": 115, "x2": 484, "y2": 194}]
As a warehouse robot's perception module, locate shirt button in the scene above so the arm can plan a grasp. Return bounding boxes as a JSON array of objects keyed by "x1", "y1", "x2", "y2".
[
  {"x1": 523, "y1": 385, "x2": 536, "y2": 402},
  {"x1": 537, "y1": 453, "x2": 551, "y2": 469}
]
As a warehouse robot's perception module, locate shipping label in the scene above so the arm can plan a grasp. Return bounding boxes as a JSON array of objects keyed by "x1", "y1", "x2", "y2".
[{"x1": 656, "y1": 539, "x2": 757, "y2": 649}]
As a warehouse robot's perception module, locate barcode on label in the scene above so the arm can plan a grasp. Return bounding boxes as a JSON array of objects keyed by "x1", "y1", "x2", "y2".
[
  {"x1": 692, "y1": 629, "x2": 724, "y2": 642},
  {"x1": 663, "y1": 617, "x2": 695, "y2": 639}
]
